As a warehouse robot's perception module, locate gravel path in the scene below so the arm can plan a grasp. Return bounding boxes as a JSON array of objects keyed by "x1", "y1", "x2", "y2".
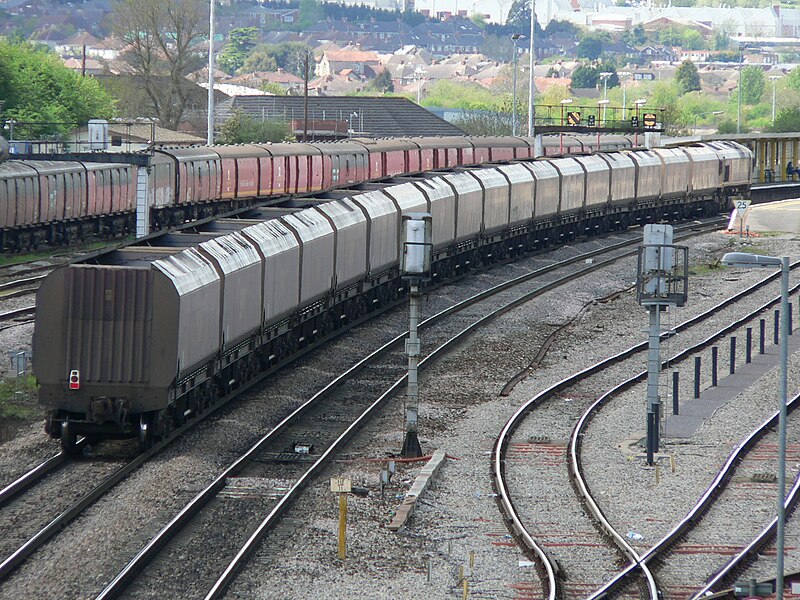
[{"x1": 0, "y1": 228, "x2": 797, "y2": 600}]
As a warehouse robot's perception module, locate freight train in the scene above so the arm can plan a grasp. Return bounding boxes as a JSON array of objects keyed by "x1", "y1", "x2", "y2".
[
  {"x1": 33, "y1": 140, "x2": 751, "y2": 452},
  {"x1": 0, "y1": 135, "x2": 634, "y2": 252}
]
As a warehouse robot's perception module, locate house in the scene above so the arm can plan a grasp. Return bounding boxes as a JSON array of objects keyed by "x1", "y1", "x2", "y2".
[
  {"x1": 317, "y1": 49, "x2": 382, "y2": 78},
  {"x1": 56, "y1": 31, "x2": 101, "y2": 58},
  {"x1": 63, "y1": 57, "x2": 105, "y2": 76},
  {"x1": 227, "y1": 70, "x2": 305, "y2": 94}
]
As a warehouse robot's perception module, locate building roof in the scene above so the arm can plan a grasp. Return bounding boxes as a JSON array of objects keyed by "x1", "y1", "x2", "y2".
[
  {"x1": 216, "y1": 96, "x2": 465, "y2": 138},
  {"x1": 60, "y1": 30, "x2": 101, "y2": 46},
  {"x1": 324, "y1": 49, "x2": 381, "y2": 63}
]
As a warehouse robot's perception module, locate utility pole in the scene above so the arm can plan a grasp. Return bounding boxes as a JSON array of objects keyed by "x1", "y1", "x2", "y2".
[
  {"x1": 527, "y1": 0, "x2": 536, "y2": 142},
  {"x1": 511, "y1": 34, "x2": 524, "y2": 136},
  {"x1": 207, "y1": 0, "x2": 215, "y2": 145},
  {"x1": 303, "y1": 51, "x2": 310, "y2": 142}
]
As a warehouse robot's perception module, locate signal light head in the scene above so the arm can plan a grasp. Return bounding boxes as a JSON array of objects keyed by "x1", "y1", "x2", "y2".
[{"x1": 69, "y1": 370, "x2": 80, "y2": 390}]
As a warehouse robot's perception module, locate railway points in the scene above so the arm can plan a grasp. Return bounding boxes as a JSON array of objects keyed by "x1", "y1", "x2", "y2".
[{"x1": 8, "y1": 132, "x2": 800, "y2": 598}]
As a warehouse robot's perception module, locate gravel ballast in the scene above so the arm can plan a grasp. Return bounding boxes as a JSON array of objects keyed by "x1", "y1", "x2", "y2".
[{"x1": 1, "y1": 228, "x2": 798, "y2": 599}]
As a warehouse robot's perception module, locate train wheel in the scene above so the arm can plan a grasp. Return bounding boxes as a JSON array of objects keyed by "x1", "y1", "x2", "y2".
[{"x1": 61, "y1": 421, "x2": 78, "y2": 454}]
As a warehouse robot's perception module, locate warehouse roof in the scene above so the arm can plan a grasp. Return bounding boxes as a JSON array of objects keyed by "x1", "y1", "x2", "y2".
[{"x1": 215, "y1": 96, "x2": 465, "y2": 138}]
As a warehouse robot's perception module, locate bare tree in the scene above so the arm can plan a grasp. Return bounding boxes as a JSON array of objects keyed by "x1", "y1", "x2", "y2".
[{"x1": 111, "y1": 0, "x2": 208, "y2": 130}]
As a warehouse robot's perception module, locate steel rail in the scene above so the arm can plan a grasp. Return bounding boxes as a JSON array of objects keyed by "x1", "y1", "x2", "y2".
[
  {"x1": 496, "y1": 261, "x2": 800, "y2": 600},
  {"x1": 96, "y1": 224, "x2": 724, "y2": 600},
  {"x1": 582, "y1": 277, "x2": 800, "y2": 598},
  {"x1": 0, "y1": 442, "x2": 86, "y2": 508},
  {"x1": 4, "y1": 220, "x2": 670, "y2": 589}
]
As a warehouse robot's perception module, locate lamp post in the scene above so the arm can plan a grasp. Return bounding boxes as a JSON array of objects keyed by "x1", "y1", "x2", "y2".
[
  {"x1": 207, "y1": 0, "x2": 215, "y2": 145},
  {"x1": 559, "y1": 97, "x2": 572, "y2": 154},
  {"x1": 737, "y1": 44, "x2": 746, "y2": 134},
  {"x1": 693, "y1": 110, "x2": 724, "y2": 135},
  {"x1": 3, "y1": 119, "x2": 15, "y2": 142},
  {"x1": 527, "y1": 0, "x2": 536, "y2": 142},
  {"x1": 348, "y1": 112, "x2": 358, "y2": 137},
  {"x1": 634, "y1": 98, "x2": 646, "y2": 147},
  {"x1": 721, "y1": 252, "x2": 789, "y2": 600},
  {"x1": 618, "y1": 71, "x2": 631, "y2": 119},
  {"x1": 415, "y1": 67, "x2": 426, "y2": 104},
  {"x1": 770, "y1": 74, "x2": 782, "y2": 125},
  {"x1": 597, "y1": 99, "x2": 609, "y2": 150},
  {"x1": 511, "y1": 33, "x2": 525, "y2": 136}
]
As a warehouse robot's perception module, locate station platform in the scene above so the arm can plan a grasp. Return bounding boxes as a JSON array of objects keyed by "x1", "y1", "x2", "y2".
[
  {"x1": 736, "y1": 198, "x2": 800, "y2": 234},
  {"x1": 663, "y1": 330, "x2": 800, "y2": 439}
]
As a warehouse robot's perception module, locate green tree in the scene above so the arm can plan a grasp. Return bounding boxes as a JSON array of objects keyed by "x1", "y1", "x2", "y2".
[
  {"x1": 712, "y1": 30, "x2": 730, "y2": 51},
  {"x1": 651, "y1": 81, "x2": 689, "y2": 135},
  {"x1": 0, "y1": 40, "x2": 114, "y2": 138},
  {"x1": 504, "y1": 0, "x2": 542, "y2": 35},
  {"x1": 681, "y1": 29, "x2": 705, "y2": 50},
  {"x1": 369, "y1": 69, "x2": 394, "y2": 93},
  {"x1": 740, "y1": 65, "x2": 765, "y2": 104},
  {"x1": 577, "y1": 31, "x2": 609, "y2": 60},
  {"x1": 241, "y1": 42, "x2": 314, "y2": 78},
  {"x1": 675, "y1": 60, "x2": 701, "y2": 94},
  {"x1": 297, "y1": 0, "x2": 324, "y2": 30},
  {"x1": 217, "y1": 110, "x2": 293, "y2": 143},
  {"x1": 218, "y1": 27, "x2": 258, "y2": 75},
  {"x1": 240, "y1": 46, "x2": 278, "y2": 73},
  {"x1": 771, "y1": 107, "x2": 800, "y2": 132},
  {"x1": 786, "y1": 66, "x2": 800, "y2": 91},
  {"x1": 620, "y1": 24, "x2": 646, "y2": 46},
  {"x1": 571, "y1": 65, "x2": 597, "y2": 88}
]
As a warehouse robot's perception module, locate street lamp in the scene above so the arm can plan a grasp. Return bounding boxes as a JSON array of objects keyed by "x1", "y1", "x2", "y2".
[
  {"x1": 737, "y1": 43, "x2": 748, "y2": 134},
  {"x1": 693, "y1": 110, "x2": 724, "y2": 135},
  {"x1": 618, "y1": 71, "x2": 631, "y2": 119},
  {"x1": 511, "y1": 33, "x2": 525, "y2": 136},
  {"x1": 348, "y1": 111, "x2": 358, "y2": 137},
  {"x1": 527, "y1": 0, "x2": 536, "y2": 142},
  {"x1": 207, "y1": 0, "x2": 215, "y2": 145},
  {"x1": 634, "y1": 98, "x2": 646, "y2": 147},
  {"x1": 3, "y1": 119, "x2": 15, "y2": 142},
  {"x1": 720, "y1": 252, "x2": 789, "y2": 600},
  {"x1": 414, "y1": 67, "x2": 426, "y2": 104},
  {"x1": 559, "y1": 97, "x2": 572, "y2": 154},
  {"x1": 770, "y1": 74, "x2": 782, "y2": 125}
]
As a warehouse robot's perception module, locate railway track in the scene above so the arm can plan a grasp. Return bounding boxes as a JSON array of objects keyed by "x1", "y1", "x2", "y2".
[
  {"x1": 81, "y1": 220, "x2": 728, "y2": 599},
  {"x1": 493, "y1": 258, "x2": 800, "y2": 598}
]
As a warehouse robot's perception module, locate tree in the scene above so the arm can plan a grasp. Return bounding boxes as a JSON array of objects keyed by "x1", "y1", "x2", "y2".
[
  {"x1": 740, "y1": 65, "x2": 765, "y2": 104},
  {"x1": 577, "y1": 32, "x2": 609, "y2": 61},
  {"x1": 111, "y1": 0, "x2": 207, "y2": 130},
  {"x1": 369, "y1": 70, "x2": 394, "y2": 94},
  {"x1": 681, "y1": 29, "x2": 705, "y2": 50},
  {"x1": 217, "y1": 110, "x2": 293, "y2": 144},
  {"x1": 504, "y1": 0, "x2": 542, "y2": 36},
  {"x1": 218, "y1": 27, "x2": 258, "y2": 75},
  {"x1": 297, "y1": 0, "x2": 324, "y2": 30},
  {"x1": 0, "y1": 40, "x2": 114, "y2": 138},
  {"x1": 544, "y1": 20, "x2": 578, "y2": 38},
  {"x1": 786, "y1": 66, "x2": 800, "y2": 91},
  {"x1": 675, "y1": 60, "x2": 701, "y2": 94},
  {"x1": 651, "y1": 81, "x2": 689, "y2": 135},
  {"x1": 771, "y1": 107, "x2": 800, "y2": 133},
  {"x1": 240, "y1": 46, "x2": 278, "y2": 73},
  {"x1": 571, "y1": 65, "x2": 598, "y2": 88},
  {"x1": 620, "y1": 24, "x2": 646, "y2": 46},
  {"x1": 241, "y1": 42, "x2": 315, "y2": 78}
]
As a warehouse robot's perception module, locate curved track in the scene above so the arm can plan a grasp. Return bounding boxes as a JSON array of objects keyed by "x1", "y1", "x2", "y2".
[
  {"x1": 493, "y1": 259, "x2": 800, "y2": 598},
  {"x1": 84, "y1": 221, "x2": 721, "y2": 599}
]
